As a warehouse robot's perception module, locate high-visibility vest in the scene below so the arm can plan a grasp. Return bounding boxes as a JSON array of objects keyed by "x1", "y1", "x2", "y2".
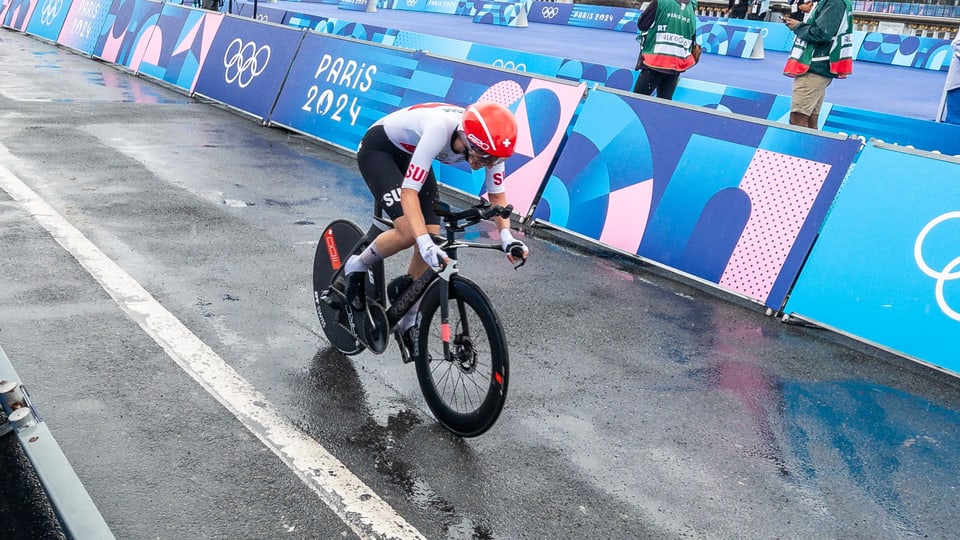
[
  {"x1": 639, "y1": 0, "x2": 698, "y2": 73},
  {"x1": 783, "y1": 0, "x2": 854, "y2": 78}
]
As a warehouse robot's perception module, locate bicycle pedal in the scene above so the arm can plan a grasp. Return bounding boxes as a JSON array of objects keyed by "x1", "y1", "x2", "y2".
[
  {"x1": 319, "y1": 288, "x2": 343, "y2": 309},
  {"x1": 345, "y1": 272, "x2": 366, "y2": 312}
]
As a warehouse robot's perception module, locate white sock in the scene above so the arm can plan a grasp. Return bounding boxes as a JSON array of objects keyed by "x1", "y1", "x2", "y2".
[
  {"x1": 399, "y1": 298, "x2": 422, "y2": 332},
  {"x1": 344, "y1": 243, "x2": 382, "y2": 275}
]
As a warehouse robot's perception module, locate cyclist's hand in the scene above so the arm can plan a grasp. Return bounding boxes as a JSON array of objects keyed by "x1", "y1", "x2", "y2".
[
  {"x1": 500, "y1": 229, "x2": 529, "y2": 264},
  {"x1": 416, "y1": 234, "x2": 448, "y2": 271}
]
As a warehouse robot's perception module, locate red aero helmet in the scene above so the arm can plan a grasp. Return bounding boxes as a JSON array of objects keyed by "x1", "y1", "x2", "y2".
[{"x1": 461, "y1": 102, "x2": 518, "y2": 159}]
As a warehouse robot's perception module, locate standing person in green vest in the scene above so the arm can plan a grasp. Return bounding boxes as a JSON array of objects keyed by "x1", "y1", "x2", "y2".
[
  {"x1": 782, "y1": 0, "x2": 853, "y2": 129},
  {"x1": 632, "y1": 0, "x2": 700, "y2": 100}
]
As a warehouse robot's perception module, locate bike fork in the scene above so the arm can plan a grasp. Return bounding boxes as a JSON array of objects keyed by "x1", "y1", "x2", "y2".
[{"x1": 437, "y1": 262, "x2": 458, "y2": 361}]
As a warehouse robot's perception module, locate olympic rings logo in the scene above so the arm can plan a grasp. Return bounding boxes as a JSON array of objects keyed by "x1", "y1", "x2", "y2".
[
  {"x1": 540, "y1": 6, "x2": 559, "y2": 18},
  {"x1": 914, "y1": 211, "x2": 960, "y2": 321},
  {"x1": 406, "y1": 0, "x2": 417, "y2": 6},
  {"x1": 493, "y1": 59, "x2": 527, "y2": 72},
  {"x1": 39, "y1": 0, "x2": 63, "y2": 25},
  {"x1": 255, "y1": 13, "x2": 269, "y2": 21},
  {"x1": 223, "y1": 38, "x2": 270, "y2": 89}
]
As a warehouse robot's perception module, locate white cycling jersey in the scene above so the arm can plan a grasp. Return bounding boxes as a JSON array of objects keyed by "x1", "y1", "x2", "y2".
[{"x1": 372, "y1": 102, "x2": 507, "y2": 194}]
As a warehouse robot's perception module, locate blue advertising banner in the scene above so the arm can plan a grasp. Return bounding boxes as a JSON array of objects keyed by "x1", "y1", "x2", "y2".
[
  {"x1": 527, "y1": 1, "x2": 639, "y2": 32},
  {"x1": 465, "y1": 43, "x2": 562, "y2": 77},
  {"x1": 194, "y1": 16, "x2": 305, "y2": 120},
  {"x1": 568, "y1": 3, "x2": 638, "y2": 32},
  {"x1": 319, "y1": 16, "x2": 389, "y2": 41},
  {"x1": 855, "y1": 31, "x2": 953, "y2": 71},
  {"x1": 698, "y1": 16, "x2": 795, "y2": 53},
  {"x1": 269, "y1": 32, "x2": 420, "y2": 150},
  {"x1": 2, "y1": 0, "x2": 37, "y2": 30},
  {"x1": 391, "y1": 0, "x2": 431, "y2": 11},
  {"x1": 237, "y1": 3, "x2": 287, "y2": 23},
  {"x1": 533, "y1": 87, "x2": 860, "y2": 310},
  {"x1": 472, "y1": 0, "x2": 526, "y2": 27},
  {"x1": 675, "y1": 78, "x2": 791, "y2": 122},
  {"x1": 380, "y1": 27, "x2": 470, "y2": 57},
  {"x1": 135, "y1": 4, "x2": 225, "y2": 93},
  {"x1": 91, "y1": 0, "x2": 163, "y2": 68},
  {"x1": 386, "y1": 0, "x2": 474, "y2": 13},
  {"x1": 339, "y1": 0, "x2": 371, "y2": 12},
  {"x1": 283, "y1": 10, "x2": 328, "y2": 30},
  {"x1": 0, "y1": 0, "x2": 10, "y2": 25},
  {"x1": 697, "y1": 20, "x2": 764, "y2": 59},
  {"x1": 822, "y1": 105, "x2": 960, "y2": 156},
  {"x1": 554, "y1": 59, "x2": 636, "y2": 91},
  {"x1": 55, "y1": 0, "x2": 112, "y2": 54},
  {"x1": 25, "y1": 0, "x2": 71, "y2": 41},
  {"x1": 526, "y1": 1, "x2": 572, "y2": 25},
  {"x1": 421, "y1": 0, "x2": 463, "y2": 14},
  {"x1": 785, "y1": 144, "x2": 960, "y2": 376}
]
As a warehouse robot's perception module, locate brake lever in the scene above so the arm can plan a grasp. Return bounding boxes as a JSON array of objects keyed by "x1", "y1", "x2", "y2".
[{"x1": 509, "y1": 244, "x2": 526, "y2": 270}]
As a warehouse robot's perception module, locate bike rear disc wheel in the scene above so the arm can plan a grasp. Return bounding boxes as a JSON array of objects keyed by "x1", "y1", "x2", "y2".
[
  {"x1": 313, "y1": 220, "x2": 364, "y2": 356},
  {"x1": 414, "y1": 276, "x2": 509, "y2": 437}
]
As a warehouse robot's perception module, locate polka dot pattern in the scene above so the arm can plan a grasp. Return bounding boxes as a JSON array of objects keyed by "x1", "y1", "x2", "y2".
[
  {"x1": 478, "y1": 80, "x2": 524, "y2": 107},
  {"x1": 719, "y1": 149, "x2": 831, "y2": 302}
]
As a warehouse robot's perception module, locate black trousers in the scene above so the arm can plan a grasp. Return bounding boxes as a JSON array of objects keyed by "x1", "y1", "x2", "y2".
[{"x1": 632, "y1": 69, "x2": 681, "y2": 100}]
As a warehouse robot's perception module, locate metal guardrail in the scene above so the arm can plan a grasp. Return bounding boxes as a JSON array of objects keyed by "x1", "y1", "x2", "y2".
[
  {"x1": 0, "y1": 345, "x2": 115, "y2": 540},
  {"x1": 692, "y1": 0, "x2": 960, "y2": 36}
]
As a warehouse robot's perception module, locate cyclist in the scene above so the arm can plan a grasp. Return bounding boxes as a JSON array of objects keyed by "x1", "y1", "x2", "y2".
[{"x1": 340, "y1": 101, "x2": 530, "y2": 351}]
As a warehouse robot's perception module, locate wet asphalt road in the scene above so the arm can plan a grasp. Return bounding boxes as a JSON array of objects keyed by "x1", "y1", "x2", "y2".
[{"x1": 3, "y1": 28, "x2": 960, "y2": 540}]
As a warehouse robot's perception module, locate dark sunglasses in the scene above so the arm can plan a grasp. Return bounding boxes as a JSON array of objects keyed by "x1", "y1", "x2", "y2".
[{"x1": 458, "y1": 132, "x2": 506, "y2": 167}]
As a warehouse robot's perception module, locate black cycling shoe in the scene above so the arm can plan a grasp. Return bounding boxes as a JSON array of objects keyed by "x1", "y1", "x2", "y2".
[
  {"x1": 344, "y1": 271, "x2": 366, "y2": 312},
  {"x1": 320, "y1": 278, "x2": 345, "y2": 308},
  {"x1": 398, "y1": 327, "x2": 417, "y2": 363}
]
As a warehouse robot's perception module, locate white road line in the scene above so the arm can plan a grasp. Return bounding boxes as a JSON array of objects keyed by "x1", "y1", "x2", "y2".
[{"x1": 0, "y1": 152, "x2": 425, "y2": 540}]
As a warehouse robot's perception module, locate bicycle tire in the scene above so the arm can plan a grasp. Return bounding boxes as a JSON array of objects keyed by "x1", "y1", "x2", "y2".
[
  {"x1": 313, "y1": 220, "x2": 365, "y2": 356},
  {"x1": 414, "y1": 275, "x2": 509, "y2": 437}
]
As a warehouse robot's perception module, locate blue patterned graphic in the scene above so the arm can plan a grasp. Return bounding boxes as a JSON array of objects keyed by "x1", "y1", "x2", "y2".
[
  {"x1": 786, "y1": 144, "x2": 960, "y2": 375},
  {"x1": 25, "y1": 0, "x2": 72, "y2": 41},
  {"x1": 55, "y1": 0, "x2": 113, "y2": 55},
  {"x1": 194, "y1": 16, "x2": 304, "y2": 120},
  {"x1": 269, "y1": 33, "x2": 420, "y2": 151},
  {"x1": 698, "y1": 21, "x2": 762, "y2": 58},
  {"x1": 855, "y1": 32, "x2": 954, "y2": 71},
  {"x1": 91, "y1": 0, "x2": 163, "y2": 67},
  {"x1": 134, "y1": 4, "x2": 217, "y2": 92},
  {"x1": 536, "y1": 88, "x2": 860, "y2": 309}
]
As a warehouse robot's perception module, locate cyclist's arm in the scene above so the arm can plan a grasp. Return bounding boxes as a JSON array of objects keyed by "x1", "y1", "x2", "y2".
[
  {"x1": 400, "y1": 188, "x2": 429, "y2": 238},
  {"x1": 488, "y1": 191, "x2": 510, "y2": 232},
  {"x1": 400, "y1": 119, "x2": 450, "y2": 238},
  {"x1": 484, "y1": 164, "x2": 510, "y2": 232}
]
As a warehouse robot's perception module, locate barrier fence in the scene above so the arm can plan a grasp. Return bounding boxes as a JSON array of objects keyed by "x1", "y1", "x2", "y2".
[
  {"x1": 2, "y1": 0, "x2": 959, "y2": 381},
  {"x1": 0, "y1": 345, "x2": 115, "y2": 538}
]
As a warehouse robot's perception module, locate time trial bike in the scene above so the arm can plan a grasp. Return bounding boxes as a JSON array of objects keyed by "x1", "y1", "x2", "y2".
[{"x1": 312, "y1": 200, "x2": 525, "y2": 437}]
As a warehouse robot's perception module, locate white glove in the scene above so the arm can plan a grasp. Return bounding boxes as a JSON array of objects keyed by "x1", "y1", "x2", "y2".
[
  {"x1": 500, "y1": 229, "x2": 529, "y2": 263},
  {"x1": 416, "y1": 234, "x2": 447, "y2": 271}
]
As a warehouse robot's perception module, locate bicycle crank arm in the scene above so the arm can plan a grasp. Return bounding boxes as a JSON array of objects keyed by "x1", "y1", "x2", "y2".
[{"x1": 349, "y1": 300, "x2": 390, "y2": 354}]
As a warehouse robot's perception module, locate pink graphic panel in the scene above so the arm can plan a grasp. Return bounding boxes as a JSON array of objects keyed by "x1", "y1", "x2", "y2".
[
  {"x1": 719, "y1": 149, "x2": 831, "y2": 300},
  {"x1": 599, "y1": 179, "x2": 653, "y2": 255}
]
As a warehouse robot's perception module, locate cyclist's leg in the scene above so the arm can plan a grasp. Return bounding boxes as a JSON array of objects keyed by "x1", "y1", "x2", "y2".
[
  {"x1": 405, "y1": 174, "x2": 441, "y2": 280},
  {"x1": 398, "y1": 177, "x2": 441, "y2": 342},
  {"x1": 346, "y1": 126, "x2": 408, "y2": 308}
]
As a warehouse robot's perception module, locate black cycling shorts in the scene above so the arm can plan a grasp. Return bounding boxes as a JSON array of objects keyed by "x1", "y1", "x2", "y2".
[{"x1": 357, "y1": 125, "x2": 440, "y2": 226}]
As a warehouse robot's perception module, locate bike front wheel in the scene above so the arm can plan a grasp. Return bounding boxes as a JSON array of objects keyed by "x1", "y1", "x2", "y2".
[{"x1": 414, "y1": 275, "x2": 509, "y2": 437}]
